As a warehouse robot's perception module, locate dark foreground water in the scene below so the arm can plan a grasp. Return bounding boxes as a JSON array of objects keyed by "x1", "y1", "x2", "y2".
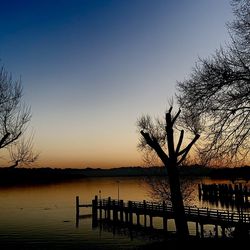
[{"x1": 0, "y1": 177, "x2": 248, "y2": 249}]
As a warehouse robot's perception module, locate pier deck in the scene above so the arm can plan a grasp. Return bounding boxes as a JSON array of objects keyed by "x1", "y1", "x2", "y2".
[{"x1": 76, "y1": 196, "x2": 250, "y2": 237}]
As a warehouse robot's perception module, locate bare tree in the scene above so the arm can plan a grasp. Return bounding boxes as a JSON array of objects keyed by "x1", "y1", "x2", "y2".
[
  {"x1": 8, "y1": 135, "x2": 39, "y2": 168},
  {"x1": 0, "y1": 65, "x2": 36, "y2": 167},
  {"x1": 137, "y1": 107, "x2": 199, "y2": 239},
  {"x1": 177, "y1": 0, "x2": 250, "y2": 165}
]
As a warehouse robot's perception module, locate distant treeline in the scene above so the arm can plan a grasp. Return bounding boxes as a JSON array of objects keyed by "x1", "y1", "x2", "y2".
[
  {"x1": 0, "y1": 167, "x2": 85, "y2": 185},
  {"x1": 0, "y1": 165, "x2": 249, "y2": 185},
  {"x1": 208, "y1": 166, "x2": 250, "y2": 181}
]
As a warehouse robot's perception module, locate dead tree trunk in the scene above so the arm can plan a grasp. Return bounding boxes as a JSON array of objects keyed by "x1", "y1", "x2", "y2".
[
  {"x1": 167, "y1": 160, "x2": 189, "y2": 237},
  {"x1": 140, "y1": 107, "x2": 199, "y2": 239}
]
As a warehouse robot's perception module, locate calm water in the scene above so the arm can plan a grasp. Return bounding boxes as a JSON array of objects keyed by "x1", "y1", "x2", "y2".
[{"x1": 0, "y1": 177, "x2": 248, "y2": 248}]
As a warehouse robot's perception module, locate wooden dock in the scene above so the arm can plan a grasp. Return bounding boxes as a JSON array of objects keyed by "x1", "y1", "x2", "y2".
[
  {"x1": 198, "y1": 183, "x2": 250, "y2": 202},
  {"x1": 198, "y1": 183, "x2": 250, "y2": 211},
  {"x1": 76, "y1": 196, "x2": 250, "y2": 238}
]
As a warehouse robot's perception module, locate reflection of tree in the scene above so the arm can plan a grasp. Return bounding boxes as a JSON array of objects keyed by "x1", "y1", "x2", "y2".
[{"x1": 143, "y1": 176, "x2": 197, "y2": 207}]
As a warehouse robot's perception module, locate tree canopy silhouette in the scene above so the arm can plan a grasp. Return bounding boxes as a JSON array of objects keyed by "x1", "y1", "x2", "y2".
[{"x1": 177, "y1": 0, "x2": 250, "y2": 165}]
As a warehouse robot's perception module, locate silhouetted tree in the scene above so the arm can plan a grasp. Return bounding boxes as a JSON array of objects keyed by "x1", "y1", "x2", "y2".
[
  {"x1": 8, "y1": 135, "x2": 39, "y2": 168},
  {"x1": 177, "y1": 0, "x2": 250, "y2": 165},
  {"x1": 137, "y1": 107, "x2": 199, "y2": 238},
  {"x1": 0, "y1": 65, "x2": 36, "y2": 167}
]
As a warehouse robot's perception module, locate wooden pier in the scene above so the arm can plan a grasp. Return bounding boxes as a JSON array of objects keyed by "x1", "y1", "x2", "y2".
[
  {"x1": 75, "y1": 196, "x2": 92, "y2": 216},
  {"x1": 76, "y1": 196, "x2": 250, "y2": 238},
  {"x1": 198, "y1": 183, "x2": 250, "y2": 203}
]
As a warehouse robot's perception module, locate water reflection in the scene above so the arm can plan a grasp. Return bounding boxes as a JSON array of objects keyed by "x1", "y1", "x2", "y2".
[
  {"x1": 198, "y1": 183, "x2": 250, "y2": 212},
  {"x1": 93, "y1": 219, "x2": 169, "y2": 241},
  {"x1": 0, "y1": 176, "x2": 249, "y2": 248},
  {"x1": 142, "y1": 176, "x2": 200, "y2": 207},
  {"x1": 0, "y1": 177, "x2": 149, "y2": 249},
  {"x1": 142, "y1": 176, "x2": 250, "y2": 211}
]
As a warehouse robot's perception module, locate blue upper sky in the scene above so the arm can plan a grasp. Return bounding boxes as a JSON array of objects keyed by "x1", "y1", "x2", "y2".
[{"x1": 0, "y1": 0, "x2": 233, "y2": 168}]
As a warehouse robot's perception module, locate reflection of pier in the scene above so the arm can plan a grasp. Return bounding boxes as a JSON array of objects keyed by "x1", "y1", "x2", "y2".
[
  {"x1": 93, "y1": 219, "x2": 170, "y2": 241},
  {"x1": 198, "y1": 183, "x2": 250, "y2": 210},
  {"x1": 76, "y1": 196, "x2": 250, "y2": 238}
]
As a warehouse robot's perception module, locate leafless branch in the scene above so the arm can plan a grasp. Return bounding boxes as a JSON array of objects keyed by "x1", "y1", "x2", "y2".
[{"x1": 177, "y1": 0, "x2": 250, "y2": 164}]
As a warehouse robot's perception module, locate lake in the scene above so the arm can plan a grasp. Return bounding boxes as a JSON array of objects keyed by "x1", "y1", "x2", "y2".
[{"x1": 0, "y1": 176, "x2": 248, "y2": 248}]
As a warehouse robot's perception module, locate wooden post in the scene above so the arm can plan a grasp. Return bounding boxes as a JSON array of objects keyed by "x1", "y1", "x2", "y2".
[
  {"x1": 163, "y1": 201, "x2": 167, "y2": 231},
  {"x1": 200, "y1": 223, "x2": 204, "y2": 238},
  {"x1": 92, "y1": 195, "x2": 98, "y2": 228},
  {"x1": 128, "y1": 201, "x2": 133, "y2": 224},
  {"x1": 76, "y1": 196, "x2": 80, "y2": 228},
  {"x1": 196, "y1": 222, "x2": 199, "y2": 238},
  {"x1": 150, "y1": 215, "x2": 153, "y2": 228},
  {"x1": 92, "y1": 196, "x2": 98, "y2": 217},
  {"x1": 221, "y1": 226, "x2": 226, "y2": 238},
  {"x1": 231, "y1": 212, "x2": 234, "y2": 222},
  {"x1": 99, "y1": 199, "x2": 102, "y2": 220},
  {"x1": 107, "y1": 197, "x2": 111, "y2": 220},
  {"x1": 215, "y1": 224, "x2": 218, "y2": 238},
  {"x1": 163, "y1": 201, "x2": 166, "y2": 212},
  {"x1": 76, "y1": 216, "x2": 79, "y2": 228},
  {"x1": 125, "y1": 211, "x2": 128, "y2": 223},
  {"x1": 120, "y1": 200, "x2": 124, "y2": 222},
  {"x1": 143, "y1": 200, "x2": 147, "y2": 227},
  {"x1": 113, "y1": 200, "x2": 118, "y2": 222},
  {"x1": 76, "y1": 196, "x2": 80, "y2": 217},
  {"x1": 137, "y1": 213, "x2": 140, "y2": 226},
  {"x1": 112, "y1": 200, "x2": 115, "y2": 221},
  {"x1": 163, "y1": 216, "x2": 168, "y2": 231}
]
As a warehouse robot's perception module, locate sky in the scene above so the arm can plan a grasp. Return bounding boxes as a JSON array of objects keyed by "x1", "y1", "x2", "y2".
[{"x1": 0, "y1": 0, "x2": 234, "y2": 168}]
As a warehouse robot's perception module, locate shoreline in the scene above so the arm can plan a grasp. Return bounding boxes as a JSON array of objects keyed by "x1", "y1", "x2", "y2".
[{"x1": 0, "y1": 166, "x2": 249, "y2": 186}]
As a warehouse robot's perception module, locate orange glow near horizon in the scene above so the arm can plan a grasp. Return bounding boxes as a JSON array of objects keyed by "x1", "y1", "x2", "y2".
[
  {"x1": 1, "y1": 135, "x2": 249, "y2": 169},
  {"x1": 15, "y1": 145, "x2": 143, "y2": 169},
  {"x1": 35, "y1": 158, "x2": 143, "y2": 169}
]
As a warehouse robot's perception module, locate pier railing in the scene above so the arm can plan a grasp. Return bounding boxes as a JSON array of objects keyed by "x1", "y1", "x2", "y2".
[
  {"x1": 76, "y1": 196, "x2": 250, "y2": 225},
  {"x1": 76, "y1": 195, "x2": 250, "y2": 238},
  {"x1": 97, "y1": 198, "x2": 249, "y2": 224}
]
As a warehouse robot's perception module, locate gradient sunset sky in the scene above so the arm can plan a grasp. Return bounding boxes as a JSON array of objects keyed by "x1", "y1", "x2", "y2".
[{"x1": 0, "y1": 0, "x2": 233, "y2": 168}]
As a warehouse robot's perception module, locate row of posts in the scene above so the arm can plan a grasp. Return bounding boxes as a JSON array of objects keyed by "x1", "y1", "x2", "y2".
[
  {"x1": 198, "y1": 183, "x2": 249, "y2": 201},
  {"x1": 92, "y1": 196, "x2": 168, "y2": 230}
]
